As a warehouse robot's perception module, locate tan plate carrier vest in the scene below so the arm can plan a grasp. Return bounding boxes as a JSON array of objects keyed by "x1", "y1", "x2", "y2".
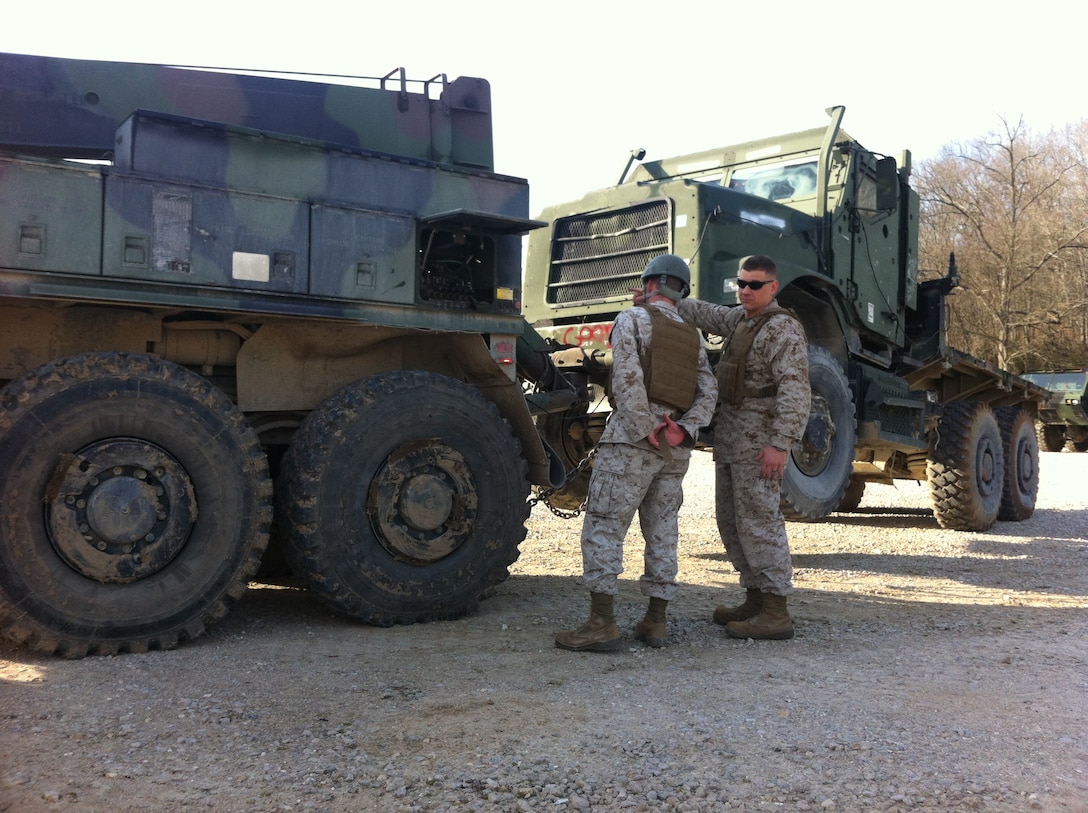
[
  {"x1": 634, "y1": 304, "x2": 702, "y2": 413},
  {"x1": 717, "y1": 307, "x2": 798, "y2": 406}
]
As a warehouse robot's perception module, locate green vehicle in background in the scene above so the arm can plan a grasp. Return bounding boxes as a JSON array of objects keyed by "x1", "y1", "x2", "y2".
[{"x1": 1020, "y1": 371, "x2": 1088, "y2": 452}]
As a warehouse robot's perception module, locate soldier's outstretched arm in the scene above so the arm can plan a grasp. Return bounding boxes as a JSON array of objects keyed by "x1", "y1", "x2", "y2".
[{"x1": 676, "y1": 297, "x2": 735, "y2": 336}]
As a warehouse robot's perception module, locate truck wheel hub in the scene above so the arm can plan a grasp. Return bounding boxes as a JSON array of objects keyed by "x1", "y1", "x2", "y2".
[
  {"x1": 47, "y1": 439, "x2": 196, "y2": 583},
  {"x1": 369, "y1": 443, "x2": 476, "y2": 564},
  {"x1": 796, "y1": 396, "x2": 836, "y2": 476},
  {"x1": 399, "y1": 473, "x2": 455, "y2": 532}
]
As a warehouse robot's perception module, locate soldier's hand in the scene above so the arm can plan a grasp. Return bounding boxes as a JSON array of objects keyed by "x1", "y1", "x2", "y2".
[
  {"x1": 648, "y1": 420, "x2": 664, "y2": 448},
  {"x1": 756, "y1": 445, "x2": 788, "y2": 479},
  {"x1": 649, "y1": 415, "x2": 687, "y2": 448},
  {"x1": 631, "y1": 288, "x2": 646, "y2": 306}
]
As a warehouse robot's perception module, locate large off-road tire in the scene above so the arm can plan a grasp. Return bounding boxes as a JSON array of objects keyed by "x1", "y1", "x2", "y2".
[
  {"x1": 996, "y1": 407, "x2": 1039, "y2": 522},
  {"x1": 836, "y1": 476, "x2": 866, "y2": 512},
  {"x1": 277, "y1": 371, "x2": 529, "y2": 625},
  {"x1": 1037, "y1": 422, "x2": 1066, "y2": 453},
  {"x1": 0, "y1": 353, "x2": 272, "y2": 657},
  {"x1": 781, "y1": 345, "x2": 857, "y2": 521},
  {"x1": 928, "y1": 401, "x2": 1004, "y2": 531}
]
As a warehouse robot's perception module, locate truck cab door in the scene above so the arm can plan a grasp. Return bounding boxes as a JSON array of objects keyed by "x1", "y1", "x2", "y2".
[{"x1": 847, "y1": 153, "x2": 908, "y2": 347}]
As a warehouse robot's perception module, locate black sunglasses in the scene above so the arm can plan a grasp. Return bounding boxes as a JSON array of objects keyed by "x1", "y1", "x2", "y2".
[{"x1": 736, "y1": 278, "x2": 772, "y2": 290}]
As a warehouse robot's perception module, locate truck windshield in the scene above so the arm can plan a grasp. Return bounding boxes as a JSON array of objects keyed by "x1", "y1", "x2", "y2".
[
  {"x1": 729, "y1": 160, "x2": 819, "y2": 201},
  {"x1": 1022, "y1": 371, "x2": 1087, "y2": 391}
]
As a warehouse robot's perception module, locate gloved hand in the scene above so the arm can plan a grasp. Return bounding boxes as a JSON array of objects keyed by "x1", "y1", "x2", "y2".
[{"x1": 648, "y1": 415, "x2": 687, "y2": 449}]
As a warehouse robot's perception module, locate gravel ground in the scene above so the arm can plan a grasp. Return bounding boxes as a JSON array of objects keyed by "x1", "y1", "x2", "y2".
[{"x1": 1, "y1": 452, "x2": 1086, "y2": 813}]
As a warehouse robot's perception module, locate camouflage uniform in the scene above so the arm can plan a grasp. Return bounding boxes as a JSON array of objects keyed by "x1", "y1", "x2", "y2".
[
  {"x1": 580, "y1": 301, "x2": 717, "y2": 600},
  {"x1": 677, "y1": 297, "x2": 810, "y2": 595}
]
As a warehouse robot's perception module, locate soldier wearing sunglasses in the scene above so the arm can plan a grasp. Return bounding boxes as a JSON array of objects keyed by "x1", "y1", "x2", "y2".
[{"x1": 676, "y1": 255, "x2": 810, "y2": 640}]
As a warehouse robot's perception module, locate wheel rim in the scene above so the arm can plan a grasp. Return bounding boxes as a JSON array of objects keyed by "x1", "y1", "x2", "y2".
[
  {"x1": 795, "y1": 393, "x2": 836, "y2": 476},
  {"x1": 975, "y1": 432, "x2": 1000, "y2": 499},
  {"x1": 46, "y1": 438, "x2": 197, "y2": 583},
  {"x1": 368, "y1": 441, "x2": 477, "y2": 564},
  {"x1": 1014, "y1": 433, "x2": 1036, "y2": 493}
]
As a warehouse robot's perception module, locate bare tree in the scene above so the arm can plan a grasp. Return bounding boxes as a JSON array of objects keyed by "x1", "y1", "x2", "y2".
[
  {"x1": 1052, "y1": 120, "x2": 1088, "y2": 367},
  {"x1": 915, "y1": 118, "x2": 1088, "y2": 372}
]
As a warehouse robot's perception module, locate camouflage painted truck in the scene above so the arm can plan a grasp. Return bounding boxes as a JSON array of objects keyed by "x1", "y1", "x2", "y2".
[
  {"x1": 1020, "y1": 370, "x2": 1088, "y2": 452},
  {"x1": 524, "y1": 106, "x2": 1047, "y2": 532},
  {"x1": 0, "y1": 53, "x2": 578, "y2": 657}
]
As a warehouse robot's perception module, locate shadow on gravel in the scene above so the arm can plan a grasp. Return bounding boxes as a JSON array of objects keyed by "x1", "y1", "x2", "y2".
[
  {"x1": 822, "y1": 504, "x2": 1088, "y2": 535},
  {"x1": 3, "y1": 570, "x2": 1084, "y2": 668},
  {"x1": 969, "y1": 536, "x2": 1088, "y2": 555},
  {"x1": 219, "y1": 573, "x2": 596, "y2": 636},
  {"x1": 687, "y1": 533, "x2": 1088, "y2": 596},
  {"x1": 813, "y1": 507, "x2": 937, "y2": 530},
  {"x1": 787, "y1": 550, "x2": 1088, "y2": 595},
  {"x1": 214, "y1": 574, "x2": 1088, "y2": 647}
]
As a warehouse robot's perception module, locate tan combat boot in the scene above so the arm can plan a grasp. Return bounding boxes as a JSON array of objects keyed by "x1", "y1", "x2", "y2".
[
  {"x1": 724, "y1": 593, "x2": 794, "y2": 640},
  {"x1": 712, "y1": 588, "x2": 763, "y2": 625},
  {"x1": 634, "y1": 596, "x2": 668, "y2": 648},
  {"x1": 555, "y1": 592, "x2": 623, "y2": 652}
]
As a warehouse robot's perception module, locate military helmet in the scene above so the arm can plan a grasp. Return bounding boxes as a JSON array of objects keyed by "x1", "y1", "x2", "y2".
[
  {"x1": 641, "y1": 253, "x2": 690, "y2": 285},
  {"x1": 641, "y1": 253, "x2": 691, "y2": 298}
]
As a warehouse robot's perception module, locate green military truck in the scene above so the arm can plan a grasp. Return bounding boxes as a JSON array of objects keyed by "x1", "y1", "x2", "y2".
[
  {"x1": 1020, "y1": 370, "x2": 1088, "y2": 452},
  {"x1": 0, "y1": 53, "x2": 579, "y2": 657},
  {"x1": 524, "y1": 106, "x2": 1047, "y2": 532}
]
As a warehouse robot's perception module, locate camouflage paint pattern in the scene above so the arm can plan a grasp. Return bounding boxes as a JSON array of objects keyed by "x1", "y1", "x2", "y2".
[
  {"x1": 677, "y1": 296, "x2": 809, "y2": 595},
  {"x1": 579, "y1": 301, "x2": 717, "y2": 599},
  {"x1": 1021, "y1": 370, "x2": 1088, "y2": 432},
  {"x1": 0, "y1": 53, "x2": 553, "y2": 484},
  {"x1": 0, "y1": 103, "x2": 534, "y2": 333},
  {"x1": 0, "y1": 52, "x2": 494, "y2": 170}
]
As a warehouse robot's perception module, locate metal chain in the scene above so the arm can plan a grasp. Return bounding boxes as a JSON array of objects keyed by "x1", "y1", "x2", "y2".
[{"x1": 526, "y1": 446, "x2": 597, "y2": 520}]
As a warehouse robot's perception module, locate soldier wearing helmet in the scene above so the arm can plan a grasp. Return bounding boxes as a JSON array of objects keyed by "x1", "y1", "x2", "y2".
[
  {"x1": 640, "y1": 252, "x2": 691, "y2": 301},
  {"x1": 555, "y1": 254, "x2": 717, "y2": 652}
]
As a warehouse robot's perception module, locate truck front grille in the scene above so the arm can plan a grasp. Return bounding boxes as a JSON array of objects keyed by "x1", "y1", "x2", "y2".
[{"x1": 546, "y1": 199, "x2": 672, "y2": 305}]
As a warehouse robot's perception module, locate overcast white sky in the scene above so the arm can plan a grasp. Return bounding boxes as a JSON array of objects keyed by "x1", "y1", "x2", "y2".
[{"x1": 4, "y1": 0, "x2": 1086, "y2": 214}]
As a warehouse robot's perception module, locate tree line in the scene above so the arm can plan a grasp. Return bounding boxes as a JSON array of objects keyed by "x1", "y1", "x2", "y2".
[{"x1": 915, "y1": 117, "x2": 1088, "y2": 373}]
